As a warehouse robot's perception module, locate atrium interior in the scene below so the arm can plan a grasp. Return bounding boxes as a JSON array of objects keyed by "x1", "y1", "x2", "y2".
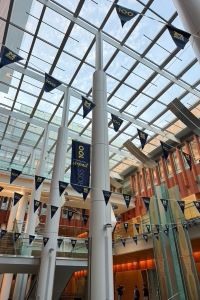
[{"x1": 0, "y1": 0, "x2": 200, "y2": 299}]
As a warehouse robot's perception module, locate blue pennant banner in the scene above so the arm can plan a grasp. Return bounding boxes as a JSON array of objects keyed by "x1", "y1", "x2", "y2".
[
  {"x1": 67, "y1": 209, "x2": 74, "y2": 221},
  {"x1": 71, "y1": 239, "x2": 77, "y2": 249},
  {"x1": 135, "y1": 223, "x2": 140, "y2": 233},
  {"x1": 59, "y1": 181, "x2": 69, "y2": 196},
  {"x1": 0, "y1": 230, "x2": 7, "y2": 239},
  {"x1": 194, "y1": 201, "x2": 200, "y2": 213},
  {"x1": 124, "y1": 222, "x2": 128, "y2": 232},
  {"x1": 35, "y1": 175, "x2": 45, "y2": 190},
  {"x1": 0, "y1": 46, "x2": 23, "y2": 68},
  {"x1": 161, "y1": 198, "x2": 168, "y2": 212},
  {"x1": 103, "y1": 190, "x2": 112, "y2": 205},
  {"x1": 51, "y1": 205, "x2": 58, "y2": 219},
  {"x1": 182, "y1": 152, "x2": 192, "y2": 170},
  {"x1": 123, "y1": 194, "x2": 131, "y2": 208},
  {"x1": 13, "y1": 192, "x2": 23, "y2": 206},
  {"x1": 82, "y1": 214, "x2": 88, "y2": 225},
  {"x1": 14, "y1": 232, "x2": 21, "y2": 242},
  {"x1": 177, "y1": 200, "x2": 185, "y2": 214},
  {"x1": 70, "y1": 140, "x2": 91, "y2": 194},
  {"x1": 142, "y1": 197, "x2": 150, "y2": 211},
  {"x1": 111, "y1": 114, "x2": 123, "y2": 132},
  {"x1": 166, "y1": 25, "x2": 191, "y2": 49},
  {"x1": 121, "y1": 238, "x2": 126, "y2": 247},
  {"x1": 143, "y1": 234, "x2": 148, "y2": 242},
  {"x1": 34, "y1": 200, "x2": 41, "y2": 213},
  {"x1": 57, "y1": 238, "x2": 63, "y2": 248},
  {"x1": 29, "y1": 235, "x2": 35, "y2": 245},
  {"x1": 115, "y1": 4, "x2": 139, "y2": 27},
  {"x1": 10, "y1": 168, "x2": 22, "y2": 184},
  {"x1": 44, "y1": 73, "x2": 62, "y2": 92},
  {"x1": 146, "y1": 224, "x2": 151, "y2": 233},
  {"x1": 133, "y1": 236, "x2": 137, "y2": 244},
  {"x1": 137, "y1": 129, "x2": 148, "y2": 149},
  {"x1": 82, "y1": 186, "x2": 90, "y2": 201},
  {"x1": 43, "y1": 237, "x2": 49, "y2": 247},
  {"x1": 160, "y1": 141, "x2": 171, "y2": 160},
  {"x1": 82, "y1": 96, "x2": 95, "y2": 118}
]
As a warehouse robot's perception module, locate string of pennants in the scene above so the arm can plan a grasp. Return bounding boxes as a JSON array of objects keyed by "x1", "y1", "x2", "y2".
[
  {"x1": 7, "y1": 168, "x2": 134, "y2": 209},
  {"x1": 116, "y1": 217, "x2": 200, "y2": 247},
  {"x1": 115, "y1": 4, "x2": 191, "y2": 50},
  {"x1": 0, "y1": 229, "x2": 89, "y2": 249}
]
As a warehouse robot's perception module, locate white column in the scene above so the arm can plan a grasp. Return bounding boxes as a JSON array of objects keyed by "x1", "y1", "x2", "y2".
[
  {"x1": 172, "y1": 0, "x2": 200, "y2": 62},
  {"x1": 25, "y1": 127, "x2": 49, "y2": 236},
  {"x1": 36, "y1": 88, "x2": 70, "y2": 300},
  {"x1": 12, "y1": 193, "x2": 28, "y2": 300},
  {"x1": 0, "y1": 196, "x2": 20, "y2": 300},
  {"x1": 89, "y1": 31, "x2": 114, "y2": 300}
]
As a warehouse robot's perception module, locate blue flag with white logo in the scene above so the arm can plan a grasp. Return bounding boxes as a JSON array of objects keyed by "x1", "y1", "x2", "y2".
[
  {"x1": 70, "y1": 140, "x2": 91, "y2": 194},
  {"x1": 111, "y1": 114, "x2": 123, "y2": 132},
  {"x1": 115, "y1": 4, "x2": 139, "y2": 27},
  {"x1": 0, "y1": 46, "x2": 23, "y2": 68},
  {"x1": 137, "y1": 129, "x2": 148, "y2": 149},
  {"x1": 82, "y1": 96, "x2": 95, "y2": 118},
  {"x1": 166, "y1": 25, "x2": 191, "y2": 49},
  {"x1": 44, "y1": 73, "x2": 62, "y2": 92}
]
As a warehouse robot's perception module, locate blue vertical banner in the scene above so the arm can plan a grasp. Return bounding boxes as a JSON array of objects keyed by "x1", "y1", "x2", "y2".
[{"x1": 70, "y1": 140, "x2": 91, "y2": 193}]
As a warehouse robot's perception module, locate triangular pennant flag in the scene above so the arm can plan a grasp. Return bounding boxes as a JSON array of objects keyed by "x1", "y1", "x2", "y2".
[
  {"x1": 10, "y1": 168, "x2": 22, "y2": 184},
  {"x1": 82, "y1": 96, "x2": 95, "y2": 119},
  {"x1": 34, "y1": 200, "x2": 41, "y2": 213},
  {"x1": 135, "y1": 223, "x2": 140, "y2": 233},
  {"x1": 193, "y1": 201, "x2": 200, "y2": 213},
  {"x1": 182, "y1": 221, "x2": 188, "y2": 230},
  {"x1": 164, "y1": 225, "x2": 169, "y2": 235},
  {"x1": 112, "y1": 240, "x2": 115, "y2": 248},
  {"x1": 172, "y1": 224, "x2": 178, "y2": 231},
  {"x1": 57, "y1": 238, "x2": 63, "y2": 248},
  {"x1": 67, "y1": 210, "x2": 74, "y2": 221},
  {"x1": 103, "y1": 190, "x2": 112, "y2": 205},
  {"x1": 146, "y1": 224, "x2": 151, "y2": 233},
  {"x1": 160, "y1": 141, "x2": 171, "y2": 160},
  {"x1": 13, "y1": 192, "x2": 23, "y2": 206},
  {"x1": 137, "y1": 129, "x2": 148, "y2": 149},
  {"x1": 121, "y1": 238, "x2": 126, "y2": 247},
  {"x1": 143, "y1": 234, "x2": 148, "y2": 242},
  {"x1": 111, "y1": 114, "x2": 123, "y2": 132},
  {"x1": 155, "y1": 224, "x2": 160, "y2": 233},
  {"x1": 29, "y1": 235, "x2": 35, "y2": 245},
  {"x1": 123, "y1": 194, "x2": 131, "y2": 208},
  {"x1": 124, "y1": 223, "x2": 128, "y2": 232},
  {"x1": 0, "y1": 46, "x2": 23, "y2": 68},
  {"x1": 82, "y1": 214, "x2": 88, "y2": 225},
  {"x1": 166, "y1": 25, "x2": 191, "y2": 49},
  {"x1": 142, "y1": 197, "x2": 150, "y2": 211},
  {"x1": 83, "y1": 186, "x2": 90, "y2": 201},
  {"x1": 71, "y1": 239, "x2": 77, "y2": 249},
  {"x1": 115, "y1": 4, "x2": 139, "y2": 27},
  {"x1": 0, "y1": 229, "x2": 7, "y2": 239},
  {"x1": 154, "y1": 232, "x2": 159, "y2": 240},
  {"x1": 35, "y1": 175, "x2": 45, "y2": 190},
  {"x1": 85, "y1": 239, "x2": 89, "y2": 249},
  {"x1": 182, "y1": 152, "x2": 192, "y2": 170},
  {"x1": 51, "y1": 205, "x2": 59, "y2": 219},
  {"x1": 161, "y1": 199, "x2": 168, "y2": 212},
  {"x1": 44, "y1": 73, "x2": 62, "y2": 92},
  {"x1": 58, "y1": 181, "x2": 69, "y2": 197},
  {"x1": 177, "y1": 200, "x2": 185, "y2": 214},
  {"x1": 0, "y1": 186, "x2": 4, "y2": 192},
  {"x1": 133, "y1": 236, "x2": 137, "y2": 244},
  {"x1": 14, "y1": 232, "x2": 21, "y2": 242},
  {"x1": 43, "y1": 237, "x2": 49, "y2": 246}
]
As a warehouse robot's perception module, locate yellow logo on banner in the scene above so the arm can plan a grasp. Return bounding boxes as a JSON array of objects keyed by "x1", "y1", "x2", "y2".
[
  {"x1": 5, "y1": 51, "x2": 16, "y2": 61},
  {"x1": 173, "y1": 31, "x2": 184, "y2": 41}
]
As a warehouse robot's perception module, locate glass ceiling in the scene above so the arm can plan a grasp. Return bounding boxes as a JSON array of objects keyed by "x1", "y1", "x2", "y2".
[{"x1": 0, "y1": 0, "x2": 200, "y2": 181}]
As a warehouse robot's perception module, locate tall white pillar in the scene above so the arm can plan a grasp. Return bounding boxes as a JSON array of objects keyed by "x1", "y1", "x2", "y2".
[
  {"x1": 0, "y1": 195, "x2": 20, "y2": 300},
  {"x1": 172, "y1": 0, "x2": 200, "y2": 62},
  {"x1": 36, "y1": 88, "x2": 70, "y2": 300},
  {"x1": 25, "y1": 127, "x2": 49, "y2": 236},
  {"x1": 12, "y1": 193, "x2": 29, "y2": 300},
  {"x1": 89, "y1": 31, "x2": 114, "y2": 300}
]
